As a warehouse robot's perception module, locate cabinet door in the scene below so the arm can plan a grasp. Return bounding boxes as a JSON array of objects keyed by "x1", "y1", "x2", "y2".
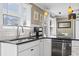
[
  {"x1": 72, "y1": 46, "x2": 79, "y2": 56},
  {"x1": 44, "y1": 39, "x2": 52, "y2": 56},
  {"x1": 18, "y1": 45, "x2": 39, "y2": 56},
  {"x1": 50, "y1": 18, "x2": 56, "y2": 27},
  {"x1": 20, "y1": 4, "x2": 32, "y2": 26},
  {"x1": 18, "y1": 48, "x2": 32, "y2": 56},
  {"x1": 72, "y1": 41, "x2": 79, "y2": 56},
  {"x1": 76, "y1": 20, "x2": 79, "y2": 39},
  {"x1": 30, "y1": 45, "x2": 39, "y2": 56},
  {"x1": 1, "y1": 43, "x2": 17, "y2": 56},
  {"x1": 39, "y1": 39, "x2": 44, "y2": 56},
  {"x1": 50, "y1": 27, "x2": 56, "y2": 37},
  {"x1": 18, "y1": 40, "x2": 40, "y2": 52}
]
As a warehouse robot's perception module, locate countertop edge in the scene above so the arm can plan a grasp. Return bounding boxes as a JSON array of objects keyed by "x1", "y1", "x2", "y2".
[{"x1": 1, "y1": 37, "x2": 79, "y2": 45}]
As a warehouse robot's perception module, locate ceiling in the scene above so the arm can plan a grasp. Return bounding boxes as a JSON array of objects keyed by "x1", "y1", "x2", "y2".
[
  {"x1": 35, "y1": 3, "x2": 79, "y2": 16},
  {"x1": 36, "y1": 3, "x2": 79, "y2": 9}
]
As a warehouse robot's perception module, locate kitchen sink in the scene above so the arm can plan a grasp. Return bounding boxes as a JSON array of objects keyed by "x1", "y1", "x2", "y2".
[{"x1": 6, "y1": 39, "x2": 33, "y2": 44}]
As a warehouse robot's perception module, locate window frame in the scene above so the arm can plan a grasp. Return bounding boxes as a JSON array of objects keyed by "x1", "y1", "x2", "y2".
[{"x1": 3, "y1": 14, "x2": 20, "y2": 26}]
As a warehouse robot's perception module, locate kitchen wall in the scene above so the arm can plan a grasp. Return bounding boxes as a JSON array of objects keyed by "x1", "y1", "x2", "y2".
[
  {"x1": 0, "y1": 3, "x2": 45, "y2": 40},
  {"x1": 0, "y1": 4, "x2": 31, "y2": 40}
]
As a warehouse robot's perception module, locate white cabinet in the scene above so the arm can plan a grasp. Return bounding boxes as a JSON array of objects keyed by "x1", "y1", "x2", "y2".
[
  {"x1": 18, "y1": 40, "x2": 40, "y2": 56},
  {"x1": 50, "y1": 18, "x2": 56, "y2": 27},
  {"x1": 19, "y1": 4, "x2": 32, "y2": 26},
  {"x1": 75, "y1": 20, "x2": 79, "y2": 39},
  {"x1": 18, "y1": 45, "x2": 39, "y2": 56},
  {"x1": 0, "y1": 39, "x2": 52, "y2": 56},
  {"x1": 0, "y1": 40, "x2": 40, "y2": 56},
  {"x1": 25, "y1": 4, "x2": 32, "y2": 26},
  {"x1": 71, "y1": 19, "x2": 79, "y2": 56},
  {"x1": 72, "y1": 41, "x2": 79, "y2": 56},
  {"x1": 50, "y1": 27, "x2": 57, "y2": 37},
  {"x1": 1, "y1": 42, "x2": 17, "y2": 56},
  {"x1": 30, "y1": 45, "x2": 39, "y2": 56},
  {"x1": 39, "y1": 39, "x2": 44, "y2": 56},
  {"x1": 18, "y1": 40, "x2": 40, "y2": 52},
  {"x1": 18, "y1": 48, "x2": 32, "y2": 56},
  {"x1": 48, "y1": 17, "x2": 57, "y2": 37},
  {"x1": 39, "y1": 39, "x2": 52, "y2": 56},
  {"x1": 72, "y1": 46, "x2": 79, "y2": 56},
  {"x1": 44, "y1": 39, "x2": 52, "y2": 56}
]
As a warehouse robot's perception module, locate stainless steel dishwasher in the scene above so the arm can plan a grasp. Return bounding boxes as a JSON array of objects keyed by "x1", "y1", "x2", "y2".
[{"x1": 52, "y1": 39, "x2": 72, "y2": 56}]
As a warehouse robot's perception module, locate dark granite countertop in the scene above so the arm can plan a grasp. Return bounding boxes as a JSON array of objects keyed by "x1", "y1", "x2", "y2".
[
  {"x1": 51, "y1": 37, "x2": 79, "y2": 41},
  {"x1": 0, "y1": 37, "x2": 45, "y2": 45},
  {"x1": 0, "y1": 37, "x2": 79, "y2": 45}
]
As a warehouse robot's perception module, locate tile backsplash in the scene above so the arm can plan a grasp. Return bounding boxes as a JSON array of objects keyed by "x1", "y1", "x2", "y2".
[{"x1": 0, "y1": 26, "x2": 31, "y2": 40}]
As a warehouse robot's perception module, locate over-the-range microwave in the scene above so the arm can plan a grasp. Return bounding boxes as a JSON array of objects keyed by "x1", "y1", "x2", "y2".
[{"x1": 57, "y1": 21, "x2": 71, "y2": 28}]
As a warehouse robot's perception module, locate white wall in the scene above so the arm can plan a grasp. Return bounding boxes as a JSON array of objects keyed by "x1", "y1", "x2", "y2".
[{"x1": 0, "y1": 3, "x2": 31, "y2": 41}]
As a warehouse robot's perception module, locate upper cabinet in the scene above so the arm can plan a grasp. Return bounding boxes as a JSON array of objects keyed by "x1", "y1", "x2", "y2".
[
  {"x1": 0, "y1": 3, "x2": 32, "y2": 27},
  {"x1": 31, "y1": 4, "x2": 44, "y2": 26}
]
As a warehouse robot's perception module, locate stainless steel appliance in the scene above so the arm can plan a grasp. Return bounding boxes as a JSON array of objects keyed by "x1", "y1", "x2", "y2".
[
  {"x1": 57, "y1": 21, "x2": 71, "y2": 28},
  {"x1": 52, "y1": 39, "x2": 71, "y2": 56},
  {"x1": 54, "y1": 20, "x2": 73, "y2": 56},
  {"x1": 56, "y1": 20, "x2": 73, "y2": 38}
]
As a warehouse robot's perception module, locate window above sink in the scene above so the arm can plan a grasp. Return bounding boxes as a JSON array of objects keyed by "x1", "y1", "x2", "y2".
[
  {"x1": 3, "y1": 14, "x2": 19, "y2": 26},
  {"x1": 1, "y1": 3, "x2": 32, "y2": 27}
]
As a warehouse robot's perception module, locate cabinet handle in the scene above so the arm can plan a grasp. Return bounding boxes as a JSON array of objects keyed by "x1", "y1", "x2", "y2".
[{"x1": 31, "y1": 49, "x2": 34, "y2": 51}]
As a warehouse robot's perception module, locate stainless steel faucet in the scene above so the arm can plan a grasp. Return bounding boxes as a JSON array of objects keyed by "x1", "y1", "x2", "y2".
[
  {"x1": 17, "y1": 25, "x2": 20, "y2": 38},
  {"x1": 16, "y1": 25, "x2": 24, "y2": 38}
]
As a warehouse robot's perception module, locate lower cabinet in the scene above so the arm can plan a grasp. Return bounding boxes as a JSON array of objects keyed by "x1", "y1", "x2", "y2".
[
  {"x1": 72, "y1": 41, "x2": 79, "y2": 56},
  {"x1": 44, "y1": 39, "x2": 52, "y2": 56},
  {"x1": 39, "y1": 39, "x2": 52, "y2": 56},
  {"x1": 1, "y1": 42, "x2": 17, "y2": 56},
  {"x1": 0, "y1": 40, "x2": 40, "y2": 56},
  {"x1": 18, "y1": 39, "x2": 52, "y2": 56},
  {"x1": 39, "y1": 39, "x2": 44, "y2": 56},
  {"x1": 0, "y1": 39, "x2": 52, "y2": 56},
  {"x1": 18, "y1": 45, "x2": 39, "y2": 56},
  {"x1": 18, "y1": 40, "x2": 40, "y2": 56},
  {"x1": 72, "y1": 46, "x2": 79, "y2": 56}
]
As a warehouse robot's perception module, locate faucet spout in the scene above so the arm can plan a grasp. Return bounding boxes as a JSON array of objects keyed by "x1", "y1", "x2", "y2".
[
  {"x1": 21, "y1": 26, "x2": 24, "y2": 33},
  {"x1": 16, "y1": 25, "x2": 20, "y2": 38},
  {"x1": 16, "y1": 25, "x2": 24, "y2": 39}
]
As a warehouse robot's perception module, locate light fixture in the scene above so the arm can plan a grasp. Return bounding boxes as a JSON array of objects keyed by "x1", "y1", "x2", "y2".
[
  {"x1": 67, "y1": 6, "x2": 73, "y2": 14},
  {"x1": 44, "y1": 10, "x2": 48, "y2": 16}
]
